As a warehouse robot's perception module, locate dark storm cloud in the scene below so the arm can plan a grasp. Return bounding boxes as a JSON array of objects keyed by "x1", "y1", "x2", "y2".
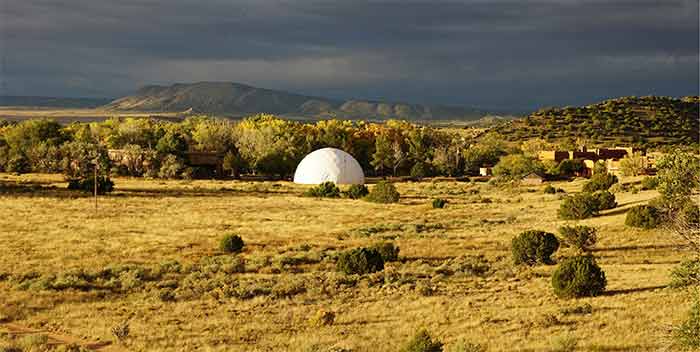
[{"x1": 1, "y1": 0, "x2": 697, "y2": 109}]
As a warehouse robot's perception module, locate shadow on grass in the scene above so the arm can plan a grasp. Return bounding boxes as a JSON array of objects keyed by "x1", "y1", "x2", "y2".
[
  {"x1": 602, "y1": 284, "x2": 667, "y2": 296},
  {"x1": 0, "y1": 183, "x2": 301, "y2": 199},
  {"x1": 593, "y1": 244, "x2": 678, "y2": 252}
]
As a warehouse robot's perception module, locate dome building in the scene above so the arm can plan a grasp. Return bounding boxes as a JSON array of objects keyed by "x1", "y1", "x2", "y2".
[{"x1": 293, "y1": 148, "x2": 365, "y2": 185}]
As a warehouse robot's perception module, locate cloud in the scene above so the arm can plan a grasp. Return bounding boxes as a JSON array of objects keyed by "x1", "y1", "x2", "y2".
[{"x1": 0, "y1": 0, "x2": 697, "y2": 109}]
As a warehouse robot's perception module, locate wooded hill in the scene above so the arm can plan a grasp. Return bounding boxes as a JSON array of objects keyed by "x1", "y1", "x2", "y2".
[{"x1": 491, "y1": 96, "x2": 699, "y2": 146}]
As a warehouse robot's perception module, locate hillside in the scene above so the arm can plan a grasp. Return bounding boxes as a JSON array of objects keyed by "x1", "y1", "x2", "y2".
[
  {"x1": 0, "y1": 96, "x2": 112, "y2": 108},
  {"x1": 491, "y1": 96, "x2": 699, "y2": 146},
  {"x1": 103, "y1": 82, "x2": 489, "y2": 120}
]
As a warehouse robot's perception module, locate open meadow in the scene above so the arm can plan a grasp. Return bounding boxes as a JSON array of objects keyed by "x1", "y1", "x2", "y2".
[{"x1": 0, "y1": 173, "x2": 693, "y2": 351}]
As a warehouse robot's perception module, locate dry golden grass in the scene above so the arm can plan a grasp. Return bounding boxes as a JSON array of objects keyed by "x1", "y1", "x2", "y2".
[
  {"x1": 0, "y1": 107, "x2": 182, "y2": 123},
  {"x1": 0, "y1": 173, "x2": 693, "y2": 351}
]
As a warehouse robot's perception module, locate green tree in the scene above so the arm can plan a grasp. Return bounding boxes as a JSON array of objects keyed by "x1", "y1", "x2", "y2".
[
  {"x1": 656, "y1": 151, "x2": 700, "y2": 202},
  {"x1": 619, "y1": 151, "x2": 646, "y2": 176},
  {"x1": 371, "y1": 134, "x2": 393, "y2": 175},
  {"x1": 492, "y1": 154, "x2": 545, "y2": 180}
]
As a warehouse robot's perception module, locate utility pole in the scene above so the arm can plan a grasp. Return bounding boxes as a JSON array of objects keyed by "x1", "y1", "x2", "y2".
[{"x1": 94, "y1": 160, "x2": 98, "y2": 211}]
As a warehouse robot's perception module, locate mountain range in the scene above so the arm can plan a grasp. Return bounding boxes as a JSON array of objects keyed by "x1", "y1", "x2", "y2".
[{"x1": 102, "y1": 82, "x2": 492, "y2": 120}]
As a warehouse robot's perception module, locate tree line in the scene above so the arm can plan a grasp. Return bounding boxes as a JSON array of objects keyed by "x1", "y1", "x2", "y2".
[{"x1": 0, "y1": 114, "x2": 690, "y2": 186}]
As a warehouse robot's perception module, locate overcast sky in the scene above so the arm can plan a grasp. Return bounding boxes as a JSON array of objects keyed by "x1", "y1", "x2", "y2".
[{"x1": 0, "y1": 0, "x2": 698, "y2": 110}]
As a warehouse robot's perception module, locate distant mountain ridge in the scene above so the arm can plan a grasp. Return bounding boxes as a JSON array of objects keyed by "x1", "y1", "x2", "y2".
[
  {"x1": 0, "y1": 96, "x2": 112, "y2": 108},
  {"x1": 103, "y1": 82, "x2": 490, "y2": 120}
]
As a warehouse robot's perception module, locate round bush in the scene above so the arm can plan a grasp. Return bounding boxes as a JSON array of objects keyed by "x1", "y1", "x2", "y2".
[
  {"x1": 582, "y1": 173, "x2": 618, "y2": 193},
  {"x1": 345, "y1": 184, "x2": 369, "y2": 199},
  {"x1": 625, "y1": 205, "x2": 661, "y2": 229},
  {"x1": 511, "y1": 230, "x2": 560, "y2": 265},
  {"x1": 592, "y1": 190, "x2": 616, "y2": 210},
  {"x1": 552, "y1": 255, "x2": 606, "y2": 298},
  {"x1": 366, "y1": 181, "x2": 400, "y2": 203},
  {"x1": 558, "y1": 193, "x2": 599, "y2": 220},
  {"x1": 432, "y1": 198, "x2": 447, "y2": 209},
  {"x1": 336, "y1": 247, "x2": 384, "y2": 275},
  {"x1": 304, "y1": 181, "x2": 340, "y2": 198},
  {"x1": 400, "y1": 329, "x2": 443, "y2": 352},
  {"x1": 543, "y1": 184, "x2": 557, "y2": 194},
  {"x1": 558, "y1": 225, "x2": 597, "y2": 252},
  {"x1": 220, "y1": 234, "x2": 245, "y2": 253},
  {"x1": 370, "y1": 241, "x2": 400, "y2": 262}
]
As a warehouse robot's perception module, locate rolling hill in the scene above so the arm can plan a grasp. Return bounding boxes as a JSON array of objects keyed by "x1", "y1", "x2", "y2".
[
  {"x1": 490, "y1": 96, "x2": 700, "y2": 146},
  {"x1": 103, "y1": 81, "x2": 490, "y2": 121}
]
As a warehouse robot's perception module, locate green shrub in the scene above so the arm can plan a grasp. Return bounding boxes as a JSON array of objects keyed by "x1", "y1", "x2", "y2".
[
  {"x1": 592, "y1": 190, "x2": 616, "y2": 210},
  {"x1": 625, "y1": 205, "x2": 661, "y2": 229},
  {"x1": 670, "y1": 259, "x2": 700, "y2": 288},
  {"x1": 582, "y1": 173, "x2": 618, "y2": 193},
  {"x1": 411, "y1": 162, "x2": 429, "y2": 179},
  {"x1": 67, "y1": 176, "x2": 114, "y2": 194},
  {"x1": 674, "y1": 296, "x2": 700, "y2": 349},
  {"x1": 641, "y1": 176, "x2": 659, "y2": 190},
  {"x1": 681, "y1": 203, "x2": 700, "y2": 228},
  {"x1": 366, "y1": 181, "x2": 400, "y2": 203},
  {"x1": 370, "y1": 241, "x2": 400, "y2": 262},
  {"x1": 559, "y1": 225, "x2": 597, "y2": 252},
  {"x1": 220, "y1": 234, "x2": 245, "y2": 253},
  {"x1": 552, "y1": 255, "x2": 606, "y2": 298},
  {"x1": 543, "y1": 184, "x2": 557, "y2": 194},
  {"x1": 511, "y1": 230, "x2": 560, "y2": 265},
  {"x1": 304, "y1": 181, "x2": 340, "y2": 198},
  {"x1": 336, "y1": 248, "x2": 384, "y2": 275},
  {"x1": 558, "y1": 193, "x2": 599, "y2": 220},
  {"x1": 400, "y1": 329, "x2": 443, "y2": 352},
  {"x1": 432, "y1": 198, "x2": 447, "y2": 208},
  {"x1": 345, "y1": 184, "x2": 369, "y2": 199}
]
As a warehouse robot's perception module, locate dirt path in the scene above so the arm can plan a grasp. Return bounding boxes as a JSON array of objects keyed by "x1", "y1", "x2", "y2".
[{"x1": 0, "y1": 323, "x2": 126, "y2": 351}]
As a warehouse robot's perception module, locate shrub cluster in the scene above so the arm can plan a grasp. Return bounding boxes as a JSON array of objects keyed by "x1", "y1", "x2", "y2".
[
  {"x1": 220, "y1": 234, "x2": 245, "y2": 253},
  {"x1": 592, "y1": 190, "x2": 617, "y2": 210},
  {"x1": 559, "y1": 190, "x2": 616, "y2": 220},
  {"x1": 675, "y1": 296, "x2": 700, "y2": 349},
  {"x1": 543, "y1": 184, "x2": 557, "y2": 194},
  {"x1": 552, "y1": 255, "x2": 607, "y2": 298},
  {"x1": 559, "y1": 225, "x2": 597, "y2": 252},
  {"x1": 400, "y1": 329, "x2": 443, "y2": 352},
  {"x1": 304, "y1": 181, "x2": 340, "y2": 198},
  {"x1": 670, "y1": 259, "x2": 700, "y2": 288},
  {"x1": 336, "y1": 247, "x2": 384, "y2": 275},
  {"x1": 625, "y1": 205, "x2": 661, "y2": 229},
  {"x1": 558, "y1": 193, "x2": 599, "y2": 220},
  {"x1": 582, "y1": 173, "x2": 618, "y2": 193},
  {"x1": 365, "y1": 181, "x2": 400, "y2": 203},
  {"x1": 511, "y1": 230, "x2": 560, "y2": 265},
  {"x1": 345, "y1": 184, "x2": 369, "y2": 199},
  {"x1": 432, "y1": 198, "x2": 447, "y2": 209}
]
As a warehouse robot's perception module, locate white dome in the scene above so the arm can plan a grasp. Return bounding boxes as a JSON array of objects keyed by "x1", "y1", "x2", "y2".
[{"x1": 294, "y1": 148, "x2": 365, "y2": 185}]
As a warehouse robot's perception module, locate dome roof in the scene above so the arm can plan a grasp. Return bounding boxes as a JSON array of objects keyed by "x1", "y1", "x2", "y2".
[{"x1": 293, "y1": 148, "x2": 365, "y2": 185}]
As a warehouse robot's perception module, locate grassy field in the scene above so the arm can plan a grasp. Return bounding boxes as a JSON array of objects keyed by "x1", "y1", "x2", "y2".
[
  {"x1": 0, "y1": 173, "x2": 693, "y2": 351},
  {"x1": 0, "y1": 107, "x2": 184, "y2": 124}
]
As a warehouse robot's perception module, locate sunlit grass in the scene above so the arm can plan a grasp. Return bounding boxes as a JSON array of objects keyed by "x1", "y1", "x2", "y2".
[{"x1": 0, "y1": 173, "x2": 691, "y2": 351}]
